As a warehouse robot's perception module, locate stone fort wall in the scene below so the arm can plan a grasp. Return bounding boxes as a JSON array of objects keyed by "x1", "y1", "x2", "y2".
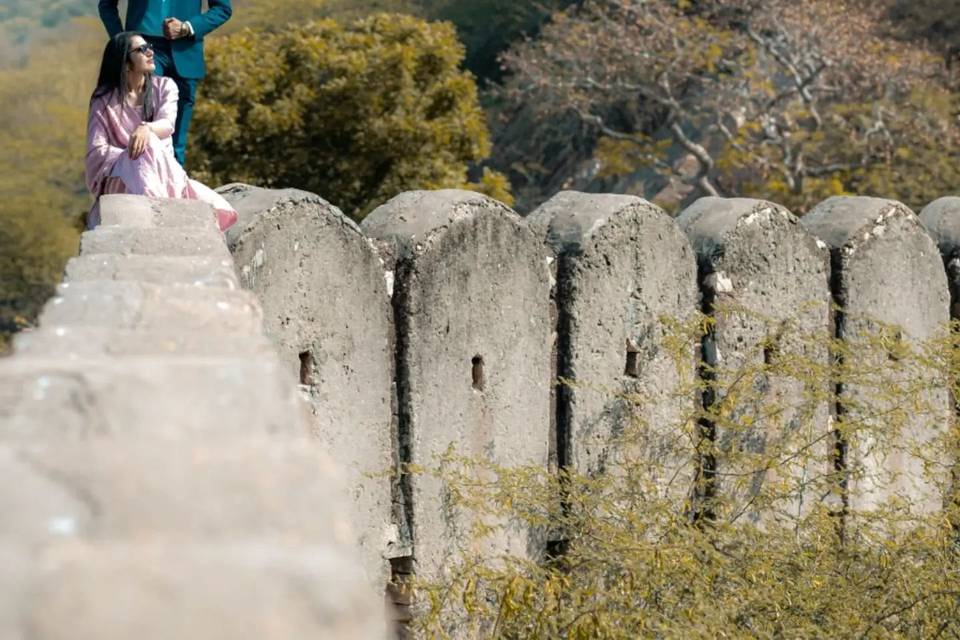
[
  {"x1": 3, "y1": 187, "x2": 960, "y2": 636},
  {"x1": 223, "y1": 186, "x2": 960, "y2": 593}
]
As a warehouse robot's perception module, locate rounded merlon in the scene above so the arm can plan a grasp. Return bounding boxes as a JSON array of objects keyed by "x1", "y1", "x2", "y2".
[
  {"x1": 530, "y1": 191, "x2": 698, "y2": 497},
  {"x1": 525, "y1": 190, "x2": 648, "y2": 254},
  {"x1": 676, "y1": 196, "x2": 832, "y2": 524},
  {"x1": 919, "y1": 196, "x2": 960, "y2": 258},
  {"x1": 805, "y1": 195, "x2": 950, "y2": 515},
  {"x1": 221, "y1": 185, "x2": 396, "y2": 588},
  {"x1": 362, "y1": 189, "x2": 519, "y2": 253},
  {"x1": 800, "y1": 195, "x2": 921, "y2": 250},
  {"x1": 366, "y1": 190, "x2": 552, "y2": 582},
  {"x1": 217, "y1": 182, "x2": 349, "y2": 250},
  {"x1": 678, "y1": 196, "x2": 797, "y2": 256}
]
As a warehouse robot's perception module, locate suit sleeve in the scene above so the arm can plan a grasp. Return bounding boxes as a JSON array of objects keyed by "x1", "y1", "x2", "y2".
[
  {"x1": 98, "y1": 0, "x2": 124, "y2": 38},
  {"x1": 184, "y1": 0, "x2": 232, "y2": 39}
]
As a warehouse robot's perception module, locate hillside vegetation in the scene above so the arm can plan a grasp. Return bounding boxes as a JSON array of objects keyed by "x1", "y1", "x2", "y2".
[{"x1": 1, "y1": 0, "x2": 958, "y2": 346}]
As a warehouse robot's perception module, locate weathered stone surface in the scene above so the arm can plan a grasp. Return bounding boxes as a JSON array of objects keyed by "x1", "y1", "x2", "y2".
[
  {"x1": 0, "y1": 192, "x2": 386, "y2": 639},
  {"x1": 919, "y1": 197, "x2": 960, "y2": 258},
  {"x1": 64, "y1": 254, "x2": 239, "y2": 289},
  {"x1": 80, "y1": 226, "x2": 230, "y2": 259},
  {"x1": 13, "y1": 327, "x2": 275, "y2": 359},
  {"x1": 529, "y1": 191, "x2": 699, "y2": 500},
  {"x1": 803, "y1": 196, "x2": 951, "y2": 514},
  {"x1": 363, "y1": 190, "x2": 552, "y2": 580},
  {"x1": 223, "y1": 184, "x2": 397, "y2": 586},
  {"x1": 920, "y1": 197, "x2": 960, "y2": 317},
  {"x1": 98, "y1": 194, "x2": 218, "y2": 230},
  {"x1": 217, "y1": 182, "x2": 332, "y2": 250},
  {"x1": 0, "y1": 356, "x2": 308, "y2": 439},
  {"x1": 39, "y1": 281, "x2": 262, "y2": 334},
  {"x1": 0, "y1": 437, "x2": 355, "y2": 544},
  {"x1": 2, "y1": 542, "x2": 386, "y2": 640},
  {"x1": 678, "y1": 197, "x2": 832, "y2": 523}
]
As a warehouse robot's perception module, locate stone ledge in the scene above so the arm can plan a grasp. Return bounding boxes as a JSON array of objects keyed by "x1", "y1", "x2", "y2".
[
  {"x1": 0, "y1": 356, "x2": 308, "y2": 439},
  {"x1": 39, "y1": 281, "x2": 263, "y2": 335},
  {"x1": 1, "y1": 541, "x2": 386, "y2": 640},
  {"x1": 64, "y1": 254, "x2": 239, "y2": 289},
  {"x1": 13, "y1": 327, "x2": 276, "y2": 359},
  {"x1": 0, "y1": 436, "x2": 354, "y2": 545},
  {"x1": 99, "y1": 194, "x2": 218, "y2": 231},
  {"x1": 80, "y1": 226, "x2": 230, "y2": 259}
]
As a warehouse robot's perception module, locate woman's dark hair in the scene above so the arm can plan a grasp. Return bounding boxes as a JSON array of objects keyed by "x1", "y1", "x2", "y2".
[{"x1": 91, "y1": 31, "x2": 155, "y2": 121}]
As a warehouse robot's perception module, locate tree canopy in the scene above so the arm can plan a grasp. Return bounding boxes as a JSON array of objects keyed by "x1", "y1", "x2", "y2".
[
  {"x1": 190, "y1": 13, "x2": 510, "y2": 218},
  {"x1": 489, "y1": 0, "x2": 960, "y2": 213}
]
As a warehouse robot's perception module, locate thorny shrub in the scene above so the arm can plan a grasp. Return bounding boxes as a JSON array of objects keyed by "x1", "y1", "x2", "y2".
[{"x1": 404, "y1": 306, "x2": 960, "y2": 638}]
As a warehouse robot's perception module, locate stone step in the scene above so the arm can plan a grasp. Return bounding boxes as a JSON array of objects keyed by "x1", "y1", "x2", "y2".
[
  {"x1": 13, "y1": 327, "x2": 277, "y2": 359},
  {"x1": 39, "y1": 281, "x2": 263, "y2": 335},
  {"x1": 0, "y1": 356, "x2": 307, "y2": 439},
  {"x1": 98, "y1": 194, "x2": 218, "y2": 230},
  {"x1": 65, "y1": 254, "x2": 239, "y2": 289},
  {"x1": 0, "y1": 436, "x2": 358, "y2": 546},
  {"x1": 80, "y1": 226, "x2": 230, "y2": 259},
  {"x1": 0, "y1": 541, "x2": 386, "y2": 640}
]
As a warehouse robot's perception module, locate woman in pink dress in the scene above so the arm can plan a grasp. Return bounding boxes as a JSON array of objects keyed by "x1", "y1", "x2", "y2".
[{"x1": 85, "y1": 31, "x2": 237, "y2": 231}]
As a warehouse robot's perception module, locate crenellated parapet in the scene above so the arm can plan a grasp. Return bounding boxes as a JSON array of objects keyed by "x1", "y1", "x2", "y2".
[
  {"x1": 219, "y1": 186, "x2": 959, "y2": 602},
  {"x1": 4, "y1": 188, "x2": 959, "y2": 636}
]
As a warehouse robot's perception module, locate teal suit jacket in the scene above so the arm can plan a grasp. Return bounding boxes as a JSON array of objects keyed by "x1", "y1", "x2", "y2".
[{"x1": 98, "y1": 0, "x2": 232, "y2": 79}]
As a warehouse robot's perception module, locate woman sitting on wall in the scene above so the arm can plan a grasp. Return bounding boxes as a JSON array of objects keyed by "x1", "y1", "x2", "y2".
[{"x1": 85, "y1": 31, "x2": 237, "y2": 231}]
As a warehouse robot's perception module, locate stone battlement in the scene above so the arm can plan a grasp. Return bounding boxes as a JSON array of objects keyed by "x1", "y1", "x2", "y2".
[{"x1": 3, "y1": 187, "x2": 960, "y2": 637}]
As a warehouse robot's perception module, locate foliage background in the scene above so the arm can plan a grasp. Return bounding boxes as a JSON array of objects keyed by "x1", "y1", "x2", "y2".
[
  {"x1": 0, "y1": 2, "x2": 959, "y2": 634},
  {"x1": 0, "y1": 0, "x2": 548, "y2": 348},
  {"x1": 1, "y1": 0, "x2": 959, "y2": 349}
]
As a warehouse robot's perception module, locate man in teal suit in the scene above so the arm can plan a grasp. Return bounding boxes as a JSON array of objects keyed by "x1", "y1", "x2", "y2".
[{"x1": 98, "y1": 0, "x2": 233, "y2": 166}]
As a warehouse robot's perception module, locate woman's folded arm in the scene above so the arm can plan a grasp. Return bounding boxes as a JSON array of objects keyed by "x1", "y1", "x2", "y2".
[{"x1": 151, "y1": 77, "x2": 180, "y2": 139}]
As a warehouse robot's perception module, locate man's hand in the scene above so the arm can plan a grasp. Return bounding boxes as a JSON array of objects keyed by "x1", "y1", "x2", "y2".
[
  {"x1": 163, "y1": 17, "x2": 189, "y2": 40},
  {"x1": 128, "y1": 123, "x2": 152, "y2": 159}
]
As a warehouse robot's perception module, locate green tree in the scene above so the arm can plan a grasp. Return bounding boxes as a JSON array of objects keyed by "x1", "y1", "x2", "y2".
[
  {"x1": 225, "y1": 0, "x2": 423, "y2": 33},
  {"x1": 227, "y1": 1, "x2": 576, "y2": 84},
  {"x1": 190, "y1": 14, "x2": 510, "y2": 218}
]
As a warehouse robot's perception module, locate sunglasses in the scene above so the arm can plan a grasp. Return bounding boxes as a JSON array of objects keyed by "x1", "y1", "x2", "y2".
[{"x1": 129, "y1": 43, "x2": 154, "y2": 56}]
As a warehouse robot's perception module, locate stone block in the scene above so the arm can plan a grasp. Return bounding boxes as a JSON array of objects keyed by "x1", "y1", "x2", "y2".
[
  {"x1": 217, "y1": 182, "x2": 334, "y2": 250},
  {"x1": 98, "y1": 194, "x2": 218, "y2": 230},
  {"x1": 13, "y1": 327, "x2": 276, "y2": 359},
  {"x1": 362, "y1": 190, "x2": 552, "y2": 580},
  {"x1": 64, "y1": 254, "x2": 239, "y2": 289},
  {"x1": 0, "y1": 436, "x2": 356, "y2": 545},
  {"x1": 223, "y1": 184, "x2": 398, "y2": 585},
  {"x1": 80, "y1": 226, "x2": 230, "y2": 259},
  {"x1": 802, "y1": 196, "x2": 951, "y2": 514},
  {"x1": 38, "y1": 281, "x2": 263, "y2": 335},
  {"x1": 678, "y1": 197, "x2": 832, "y2": 523},
  {"x1": 0, "y1": 356, "x2": 308, "y2": 439},
  {"x1": 529, "y1": 191, "x2": 699, "y2": 502},
  {"x1": 2, "y1": 542, "x2": 387, "y2": 640},
  {"x1": 920, "y1": 197, "x2": 960, "y2": 316}
]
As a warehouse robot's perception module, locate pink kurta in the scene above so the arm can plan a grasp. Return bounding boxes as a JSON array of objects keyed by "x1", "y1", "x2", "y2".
[{"x1": 85, "y1": 75, "x2": 237, "y2": 231}]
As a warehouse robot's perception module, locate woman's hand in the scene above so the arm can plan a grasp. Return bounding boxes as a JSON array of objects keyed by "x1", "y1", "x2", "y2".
[{"x1": 128, "y1": 123, "x2": 151, "y2": 160}]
